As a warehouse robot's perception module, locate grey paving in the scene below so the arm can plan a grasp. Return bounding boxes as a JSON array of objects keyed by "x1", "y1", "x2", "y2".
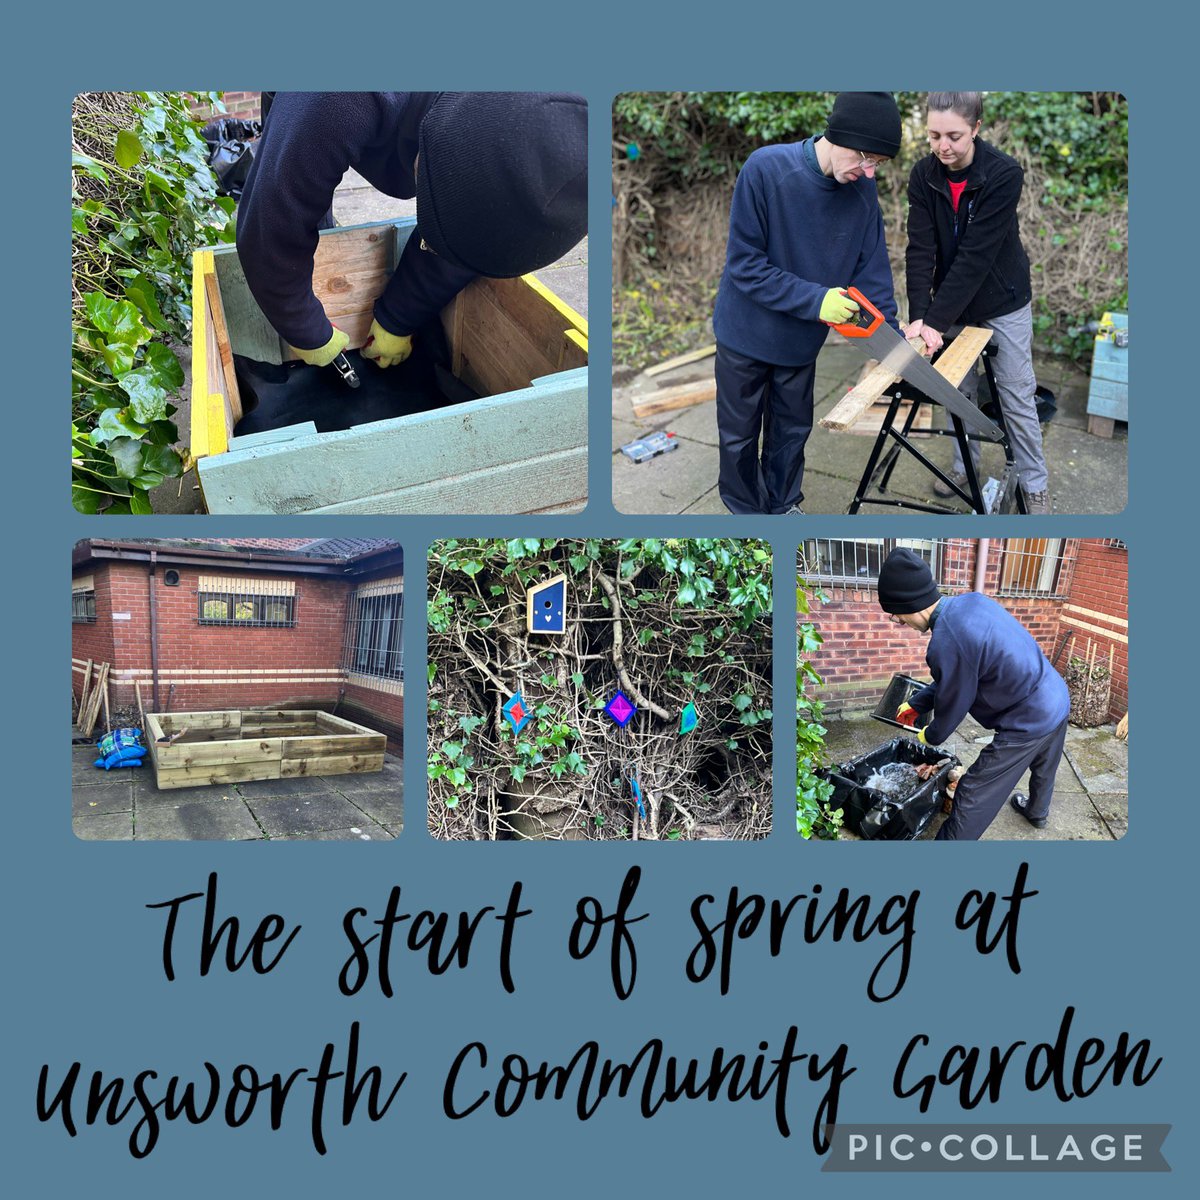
[
  {"x1": 820, "y1": 713, "x2": 1127, "y2": 842},
  {"x1": 72, "y1": 748, "x2": 406, "y2": 842},
  {"x1": 614, "y1": 337, "x2": 1127, "y2": 516}
]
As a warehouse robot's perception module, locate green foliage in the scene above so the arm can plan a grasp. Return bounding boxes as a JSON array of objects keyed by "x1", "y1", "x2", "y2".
[
  {"x1": 72, "y1": 92, "x2": 235, "y2": 513},
  {"x1": 796, "y1": 574, "x2": 839, "y2": 839}
]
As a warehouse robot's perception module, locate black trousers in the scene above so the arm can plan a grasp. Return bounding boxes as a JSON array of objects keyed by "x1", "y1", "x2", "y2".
[
  {"x1": 715, "y1": 344, "x2": 815, "y2": 514},
  {"x1": 936, "y1": 717, "x2": 1069, "y2": 840}
]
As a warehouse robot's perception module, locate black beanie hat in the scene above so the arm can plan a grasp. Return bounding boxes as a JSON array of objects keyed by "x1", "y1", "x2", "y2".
[
  {"x1": 824, "y1": 92, "x2": 902, "y2": 159},
  {"x1": 416, "y1": 92, "x2": 588, "y2": 278},
  {"x1": 877, "y1": 548, "x2": 942, "y2": 614}
]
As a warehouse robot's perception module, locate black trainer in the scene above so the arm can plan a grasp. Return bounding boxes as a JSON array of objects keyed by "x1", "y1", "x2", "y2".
[{"x1": 1009, "y1": 791, "x2": 1047, "y2": 829}]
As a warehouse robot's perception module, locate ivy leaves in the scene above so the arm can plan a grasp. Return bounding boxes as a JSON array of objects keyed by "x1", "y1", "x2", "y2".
[{"x1": 72, "y1": 91, "x2": 234, "y2": 513}]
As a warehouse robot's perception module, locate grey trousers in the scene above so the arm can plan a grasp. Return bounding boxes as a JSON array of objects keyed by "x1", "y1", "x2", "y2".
[
  {"x1": 948, "y1": 302, "x2": 1049, "y2": 494},
  {"x1": 936, "y1": 717, "x2": 1069, "y2": 840}
]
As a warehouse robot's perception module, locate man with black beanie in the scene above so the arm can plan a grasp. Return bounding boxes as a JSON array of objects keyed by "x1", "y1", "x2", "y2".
[
  {"x1": 712, "y1": 92, "x2": 902, "y2": 515},
  {"x1": 876, "y1": 547, "x2": 1071, "y2": 839},
  {"x1": 236, "y1": 92, "x2": 587, "y2": 371}
]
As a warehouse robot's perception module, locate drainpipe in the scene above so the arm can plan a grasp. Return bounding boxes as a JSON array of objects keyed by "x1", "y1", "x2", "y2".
[
  {"x1": 148, "y1": 550, "x2": 161, "y2": 711},
  {"x1": 974, "y1": 539, "x2": 991, "y2": 594}
]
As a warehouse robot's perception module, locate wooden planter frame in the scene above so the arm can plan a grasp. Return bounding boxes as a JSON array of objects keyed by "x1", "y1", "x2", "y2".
[
  {"x1": 143, "y1": 709, "x2": 387, "y2": 790},
  {"x1": 191, "y1": 217, "x2": 588, "y2": 515}
]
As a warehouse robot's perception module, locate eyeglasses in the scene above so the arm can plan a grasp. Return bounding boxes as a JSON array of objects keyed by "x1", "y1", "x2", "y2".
[{"x1": 856, "y1": 151, "x2": 888, "y2": 170}]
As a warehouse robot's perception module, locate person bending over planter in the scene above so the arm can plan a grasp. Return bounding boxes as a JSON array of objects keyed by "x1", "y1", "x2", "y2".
[
  {"x1": 905, "y1": 92, "x2": 1051, "y2": 514},
  {"x1": 712, "y1": 92, "x2": 902, "y2": 515},
  {"x1": 236, "y1": 91, "x2": 587, "y2": 370},
  {"x1": 877, "y1": 548, "x2": 1070, "y2": 840}
]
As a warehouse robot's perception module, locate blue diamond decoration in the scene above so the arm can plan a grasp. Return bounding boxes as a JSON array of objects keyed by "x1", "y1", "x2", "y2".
[
  {"x1": 604, "y1": 690, "x2": 637, "y2": 728},
  {"x1": 503, "y1": 692, "x2": 532, "y2": 734},
  {"x1": 680, "y1": 702, "x2": 698, "y2": 735}
]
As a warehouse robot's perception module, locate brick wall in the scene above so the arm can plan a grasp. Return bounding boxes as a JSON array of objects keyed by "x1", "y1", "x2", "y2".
[
  {"x1": 803, "y1": 539, "x2": 1129, "y2": 720},
  {"x1": 190, "y1": 92, "x2": 262, "y2": 122},
  {"x1": 72, "y1": 559, "x2": 405, "y2": 739}
]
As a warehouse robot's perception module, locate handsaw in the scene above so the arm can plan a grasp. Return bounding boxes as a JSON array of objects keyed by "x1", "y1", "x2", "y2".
[{"x1": 832, "y1": 288, "x2": 1003, "y2": 440}]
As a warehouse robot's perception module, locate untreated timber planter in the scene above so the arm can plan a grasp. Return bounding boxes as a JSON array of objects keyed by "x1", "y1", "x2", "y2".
[{"x1": 144, "y1": 709, "x2": 386, "y2": 790}]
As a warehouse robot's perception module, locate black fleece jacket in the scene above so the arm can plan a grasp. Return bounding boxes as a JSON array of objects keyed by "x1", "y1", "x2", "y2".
[
  {"x1": 236, "y1": 92, "x2": 476, "y2": 351},
  {"x1": 905, "y1": 139, "x2": 1032, "y2": 332}
]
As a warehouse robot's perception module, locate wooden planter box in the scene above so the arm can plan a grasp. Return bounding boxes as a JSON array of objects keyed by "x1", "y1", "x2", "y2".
[
  {"x1": 1086, "y1": 311, "x2": 1128, "y2": 439},
  {"x1": 191, "y1": 218, "x2": 588, "y2": 514},
  {"x1": 144, "y1": 709, "x2": 387, "y2": 790}
]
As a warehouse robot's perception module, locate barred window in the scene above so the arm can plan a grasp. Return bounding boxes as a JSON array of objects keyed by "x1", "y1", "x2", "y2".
[
  {"x1": 72, "y1": 578, "x2": 96, "y2": 623},
  {"x1": 997, "y1": 539, "x2": 1075, "y2": 599},
  {"x1": 801, "y1": 538, "x2": 947, "y2": 587},
  {"x1": 343, "y1": 579, "x2": 403, "y2": 681},
  {"x1": 197, "y1": 576, "x2": 296, "y2": 627}
]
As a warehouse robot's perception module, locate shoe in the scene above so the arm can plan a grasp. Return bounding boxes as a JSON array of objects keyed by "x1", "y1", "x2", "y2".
[
  {"x1": 785, "y1": 505, "x2": 805, "y2": 515},
  {"x1": 1009, "y1": 792, "x2": 1047, "y2": 829},
  {"x1": 1022, "y1": 488, "x2": 1051, "y2": 514},
  {"x1": 932, "y1": 470, "x2": 968, "y2": 498}
]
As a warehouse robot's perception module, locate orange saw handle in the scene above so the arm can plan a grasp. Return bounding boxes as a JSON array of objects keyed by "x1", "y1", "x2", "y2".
[{"x1": 831, "y1": 287, "x2": 885, "y2": 337}]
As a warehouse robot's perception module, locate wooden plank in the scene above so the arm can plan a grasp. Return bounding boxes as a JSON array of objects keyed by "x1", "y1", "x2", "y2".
[
  {"x1": 645, "y1": 344, "x2": 716, "y2": 378},
  {"x1": 316, "y1": 712, "x2": 383, "y2": 736},
  {"x1": 1087, "y1": 414, "x2": 1116, "y2": 438},
  {"x1": 153, "y1": 761, "x2": 282, "y2": 790},
  {"x1": 631, "y1": 381, "x2": 715, "y2": 419},
  {"x1": 197, "y1": 371, "x2": 587, "y2": 515},
  {"x1": 282, "y1": 735, "x2": 387, "y2": 758},
  {"x1": 561, "y1": 328, "x2": 588, "y2": 370},
  {"x1": 159, "y1": 739, "x2": 284, "y2": 770},
  {"x1": 212, "y1": 249, "x2": 284, "y2": 363},
  {"x1": 134, "y1": 679, "x2": 145, "y2": 729},
  {"x1": 847, "y1": 397, "x2": 934, "y2": 437},
  {"x1": 820, "y1": 326, "x2": 991, "y2": 433},
  {"x1": 229, "y1": 423, "x2": 320, "y2": 451},
  {"x1": 456, "y1": 283, "x2": 564, "y2": 396},
  {"x1": 281, "y1": 225, "x2": 397, "y2": 356},
  {"x1": 243, "y1": 709, "x2": 316, "y2": 724},
  {"x1": 190, "y1": 250, "x2": 235, "y2": 460},
  {"x1": 281, "y1": 753, "x2": 385, "y2": 778},
  {"x1": 78, "y1": 660, "x2": 93, "y2": 720},
  {"x1": 151, "y1": 710, "x2": 241, "y2": 733},
  {"x1": 204, "y1": 270, "x2": 243, "y2": 424},
  {"x1": 80, "y1": 663, "x2": 109, "y2": 737}
]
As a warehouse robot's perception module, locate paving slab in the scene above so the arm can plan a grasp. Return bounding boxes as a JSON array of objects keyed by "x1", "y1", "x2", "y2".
[
  {"x1": 73, "y1": 811, "x2": 134, "y2": 841},
  {"x1": 342, "y1": 787, "x2": 405, "y2": 829},
  {"x1": 233, "y1": 775, "x2": 338, "y2": 798},
  {"x1": 274, "y1": 825, "x2": 396, "y2": 841},
  {"x1": 73, "y1": 784, "x2": 133, "y2": 818},
  {"x1": 245, "y1": 793, "x2": 381, "y2": 838},
  {"x1": 1064, "y1": 735, "x2": 1129, "y2": 795},
  {"x1": 132, "y1": 778, "x2": 244, "y2": 805},
  {"x1": 135, "y1": 797, "x2": 263, "y2": 841}
]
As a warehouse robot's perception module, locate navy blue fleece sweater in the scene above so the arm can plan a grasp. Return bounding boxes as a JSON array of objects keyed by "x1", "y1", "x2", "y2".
[
  {"x1": 712, "y1": 137, "x2": 898, "y2": 367},
  {"x1": 236, "y1": 92, "x2": 476, "y2": 350},
  {"x1": 909, "y1": 593, "x2": 1070, "y2": 746}
]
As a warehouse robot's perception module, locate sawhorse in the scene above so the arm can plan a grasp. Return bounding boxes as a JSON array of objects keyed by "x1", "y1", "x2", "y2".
[{"x1": 820, "y1": 326, "x2": 1026, "y2": 515}]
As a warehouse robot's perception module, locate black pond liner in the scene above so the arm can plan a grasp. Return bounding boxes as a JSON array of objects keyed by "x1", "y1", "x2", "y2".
[
  {"x1": 819, "y1": 736, "x2": 960, "y2": 841},
  {"x1": 232, "y1": 320, "x2": 479, "y2": 438}
]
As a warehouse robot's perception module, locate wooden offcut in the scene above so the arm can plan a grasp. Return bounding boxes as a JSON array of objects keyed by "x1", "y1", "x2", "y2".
[
  {"x1": 144, "y1": 708, "x2": 387, "y2": 790},
  {"x1": 191, "y1": 219, "x2": 588, "y2": 515},
  {"x1": 79, "y1": 662, "x2": 110, "y2": 737},
  {"x1": 631, "y1": 381, "x2": 716, "y2": 419},
  {"x1": 644, "y1": 344, "x2": 716, "y2": 378},
  {"x1": 821, "y1": 326, "x2": 992, "y2": 434}
]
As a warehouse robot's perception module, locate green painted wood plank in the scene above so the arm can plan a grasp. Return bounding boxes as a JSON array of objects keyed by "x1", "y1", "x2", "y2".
[
  {"x1": 197, "y1": 370, "x2": 587, "y2": 514},
  {"x1": 229, "y1": 422, "x2": 320, "y2": 450},
  {"x1": 212, "y1": 251, "x2": 285, "y2": 363},
  {"x1": 297, "y1": 447, "x2": 587, "y2": 514},
  {"x1": 1087, "y1": 376, "x2": 1128, "y2": 420}
]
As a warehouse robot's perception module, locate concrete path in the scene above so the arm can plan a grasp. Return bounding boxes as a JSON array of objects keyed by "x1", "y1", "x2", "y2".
[
  {"x1": 72, "y1": 743, "x2": 405, "y2": 841},
  {"x1": 818, "y1": 714, "x2": 1127, "y2": 841},
  {"x1": 613, "y1": 337, "x2": 1127, "y2": 516}
]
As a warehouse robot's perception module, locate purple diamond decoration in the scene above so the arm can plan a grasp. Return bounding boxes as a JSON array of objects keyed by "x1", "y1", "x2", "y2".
[{"x1": 604, "y1": 690, "x2": 637, "y2": 728}]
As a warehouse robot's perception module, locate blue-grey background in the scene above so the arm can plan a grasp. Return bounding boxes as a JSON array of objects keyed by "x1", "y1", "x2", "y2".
[{"x1": 8, "y1": 2, "x2": 1188, "y2": 1196}]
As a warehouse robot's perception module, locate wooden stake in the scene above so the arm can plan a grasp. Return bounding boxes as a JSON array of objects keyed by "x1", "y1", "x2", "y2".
[
  {"x1": 101, "y1": 679, "x2": 110, "y2": 734},
  {"x1": 631, "y1": 381, "x2": 716, "y2": 419},
  {"x1": 135, "y1": 680, "x2": 146, "y2": 729},
  {"x1": 644, "y1": 344, "x2": 716, "y2": 378},
  {"x1": 78, "y1": 659, "x2": 93, "y2": 722}
]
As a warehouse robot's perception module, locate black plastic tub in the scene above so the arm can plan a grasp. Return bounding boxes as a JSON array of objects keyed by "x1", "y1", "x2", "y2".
[{"x1": 820, "y1": 736, "x2": 960, "y2": 841}]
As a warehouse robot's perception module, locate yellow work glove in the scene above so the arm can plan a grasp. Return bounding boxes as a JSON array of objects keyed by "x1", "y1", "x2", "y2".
[
  {"x1": 289, "y1": 326, "x2": 349, "y2": 368},
  {"x1": 917, "y1": 726, "x2": 929, "y2": 745},
  {"x1": 896, "y1": 703, "x2": 919, "y2": 728},
  {"x1": 361, "y1": 320, "x2": 413, "y2": 368},
  {"x1": 819, "y1": 288, "x2": 859, "y2": 325}
]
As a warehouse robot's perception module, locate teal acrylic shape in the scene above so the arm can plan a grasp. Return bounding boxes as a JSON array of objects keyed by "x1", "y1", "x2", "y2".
[{"x1": 679, "y1": 702, "x2": 698, "y2": 735}]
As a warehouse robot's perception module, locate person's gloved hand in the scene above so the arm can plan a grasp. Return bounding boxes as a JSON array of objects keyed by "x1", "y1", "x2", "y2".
[
  {"x1": 917, "y1": 726, "x2": 930, "y2": 745},
  {"x1": 361, "y1": 320, "x2": 413, "y2": 368},
  {"x1": 820, "y1": 288, "x2": 860, "y2": 325},
  {"x1": 289, "y1": 327, "x2": 349, "y2": 368},
  {"x1": 896, "y1": 703, "x2": 919, "y2": 727}
]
